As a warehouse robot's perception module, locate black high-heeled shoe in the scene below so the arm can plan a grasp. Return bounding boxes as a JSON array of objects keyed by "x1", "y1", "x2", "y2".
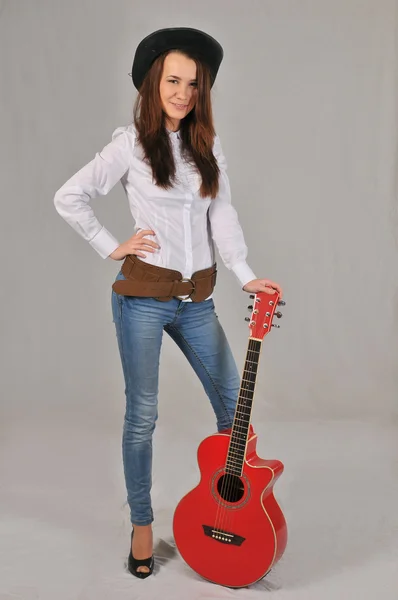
[{"x1": 127, "y1": 528, "x2": 154, "y2": 579}]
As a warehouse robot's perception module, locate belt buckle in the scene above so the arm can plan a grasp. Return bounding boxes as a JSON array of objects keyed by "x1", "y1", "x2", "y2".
[{"x1": 175, "y1": 277, "x2": 195, "y2": 300}]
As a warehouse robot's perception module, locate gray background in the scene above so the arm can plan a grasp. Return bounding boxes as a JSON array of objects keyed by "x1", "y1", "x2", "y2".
[{"x1": 1, "y1": 1, "x2": 397, "y2": 599}]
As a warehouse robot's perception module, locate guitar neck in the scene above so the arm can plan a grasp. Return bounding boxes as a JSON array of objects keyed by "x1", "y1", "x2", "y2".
[{"x1": 225, "y1": 337, "x2": 262, "y2": 475}]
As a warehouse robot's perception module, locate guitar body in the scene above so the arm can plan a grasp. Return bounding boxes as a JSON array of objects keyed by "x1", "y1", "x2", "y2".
[{"x1": 173, "y1": 430, "x2": 287, "y2": 588}]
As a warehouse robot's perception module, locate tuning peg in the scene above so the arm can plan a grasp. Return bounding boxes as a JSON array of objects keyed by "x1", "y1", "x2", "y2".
[
  {"x1": 247, "y1": 305, "x2": 253, "y2": 310},
  {"x1": 272, "y1": 324, "x2": 280, "y2": 328},
  {"x1": 278, "y1": 300, "x2": 286, "y2": 306},
  {"x1": 249, "y1": 295, "x2": 255, "y2": 299},
  {"x1": 275, "y1": 311, "x2": 283, "y2": 318},
  {"x1": 245, "y1": 317, "x2": 251, "y2": 322}
]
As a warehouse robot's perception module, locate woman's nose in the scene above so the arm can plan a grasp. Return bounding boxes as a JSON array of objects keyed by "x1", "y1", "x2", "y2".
[{"x1": 176, "y1": 86, "x2": 189, "y2": 100}]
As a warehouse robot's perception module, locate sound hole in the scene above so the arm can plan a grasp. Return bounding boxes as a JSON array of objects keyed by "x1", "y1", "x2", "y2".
[{"x1": 217, "y1": 474, "x2": 245, "y2": 503}]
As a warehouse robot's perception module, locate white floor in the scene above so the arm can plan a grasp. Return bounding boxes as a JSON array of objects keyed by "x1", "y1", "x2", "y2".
[{"x1": 1, "y1": 416, "x2": 397, "y2": 600}]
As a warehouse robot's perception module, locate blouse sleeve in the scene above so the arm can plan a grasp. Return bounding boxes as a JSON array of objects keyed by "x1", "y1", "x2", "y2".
[
  {"x1": 53, "y1": 125, "x2": 134, "y2": 259},
  {"x1": 208, "y1": 135, "x2": 257, "y2": 288}
]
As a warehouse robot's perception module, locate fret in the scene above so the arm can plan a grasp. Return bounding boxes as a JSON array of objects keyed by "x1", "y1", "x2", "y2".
[
  {"x1": 226, "y1": 467, "x2": 242, "y2": 476},
  {"x1": 231, "y1": 430, "x2": 249, "y2": 439},
  {"x1": 226, "y1": 461, "x2": 240, "y2": 468},
  {"x1": 240, "y1": 384, "x2": 255, "y2": 391},
  {"x1": 229, "y1": 433, "x2": 248, "y2": 442},
  {"x1": 231, "y1": 428, "x2": 249, "y2": 437},
  {"x1": 229, "y1": 440, "x2": 246, "y2": 448},
  {"x1": 231, "y1": 429, "x2": 249, "y2": 437},
  {"x1": 229, "y1": 439, "x2": 248, "y2": 447},
  {"x1": 231, "y1": 424, "x2": 249, "y2": 432},
  {"x1": 226, "y1": 462, "x2": 243, "y2": 471},
  {"x1": 230, "y1": 438, "x2": 246, "y2": 452},
  {"x1": 239, "y1": 388, "x2": 254, "y2": 396},
  {"x1": 227, "y1": 450, "x2": 245, "y2": 459},
  {"x1": 238, "y1": 395, "x2": 254, "y2": 403},
  {"x1": 227, "y1": 459, "x2": 244, "y2": 467},
  {"x1": 229, "y1": 439, "x2": 247, "y2": 447},
  {"x1": 226, "y1": 455, "x2": 245, "y2": 463},
  {"x1": 239, "y1": 388, "x2": 254, "y2": 395},
  {"x1": 233, "y1": 414, "x2": 250, "y2": 421},
  {"x1": 226, "y1": 460, "x2": 243, "y2": 468},
  {"x1": 241, "y1": 379, "x2": 256, "y2": 387},
  {"x1": 238, "y1": 399, "x2": 253, "y2": 406},
  {"x1": 235, "y1": 403, "x2": 252, "y2": 411},
  {"x1": 241, "y1": 383, "x2": 255, "y2": 392},
  {"x1": 227, "y1": 453, "x2": 245, "y2": 461},
  {"x1": 242, "y1": 371, "x2": 257, "y2": 381},
  {"x1": 226, "y1": 456, "x2": 245, "y2": 469},
  {"x1": 231, "y1": 427, "x2": 249, "y2": 435},
  {"x1": 242, "y1": 378, "x2": 256, "y2": 386},
  {"x1": 226, "y1": 455, "x2": 240, "y2": 462},
  {"x1": 234, "y1": 412, "x2": 251, "y2": 420},
  {"x1": 230, "y1": 433, "x2": 248, "y2": 441},
  {"x1": 226, "y1": 454, "x2": 243, "y2": 461},
  {"x1": 229, "y1": 439, "x2": 247, "y2": 449},
  {"x1": 230, "y1": 449, "x2": 245, "y2": 465},
  {"x1": 235, "y1": 407, "x2": 251, "y2": 415},
  {"x1": 229, "y1": 438, "x2": 247, "y2": 445},
  {"x1": 234, "y1": 416, "x2": 250, "y2": 424}
]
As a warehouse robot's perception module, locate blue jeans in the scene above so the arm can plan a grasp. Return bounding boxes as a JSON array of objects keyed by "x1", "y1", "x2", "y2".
[{"x1": 111, "y1": 270, "x2": 241, "y2": 526}]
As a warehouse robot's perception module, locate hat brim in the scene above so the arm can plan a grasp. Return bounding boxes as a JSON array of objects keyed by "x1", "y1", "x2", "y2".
[{"x1": 131, "y1": 27, "x2": 224, "y2": 90}]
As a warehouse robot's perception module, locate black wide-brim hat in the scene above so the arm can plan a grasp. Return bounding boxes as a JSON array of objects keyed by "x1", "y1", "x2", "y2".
[{"x1": 131, "y1": 27, "x2": 224, "y2": 91}]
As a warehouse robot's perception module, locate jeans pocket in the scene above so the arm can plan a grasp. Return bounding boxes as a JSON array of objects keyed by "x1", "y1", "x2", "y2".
[
  {"x1": 112, "y1": 270, "x2": 127, "y2": 323},
  {"x1": 115, "y1": 270, "x2": 126, "y2": 282}
]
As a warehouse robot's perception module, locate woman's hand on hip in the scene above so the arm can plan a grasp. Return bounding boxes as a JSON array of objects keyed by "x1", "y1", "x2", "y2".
[
  {"x1": 243, "y1": 278, "x2": 283, "y2": 298},
  {"x1": 109, "y1": 230, "x2": 160, "y2": 261}
]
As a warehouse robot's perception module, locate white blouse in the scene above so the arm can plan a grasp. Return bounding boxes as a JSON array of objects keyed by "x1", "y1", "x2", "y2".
[{"x1": 53, "y1": 124, "x2": 257, "y2": 300}]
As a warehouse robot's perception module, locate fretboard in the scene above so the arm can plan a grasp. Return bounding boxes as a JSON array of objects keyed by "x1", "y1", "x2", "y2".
[{"x1": 225, "y1": 338, "x2": 262, "y2": 475}]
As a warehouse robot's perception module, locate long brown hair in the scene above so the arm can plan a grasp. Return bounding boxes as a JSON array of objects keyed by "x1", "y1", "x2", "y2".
[{"x1": 133, "y1": 50, "x2": 220, "y2": 199}]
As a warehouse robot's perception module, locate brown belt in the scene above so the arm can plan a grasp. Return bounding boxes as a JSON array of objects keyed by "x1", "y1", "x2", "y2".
[{"x1": 112, "y1": 254, "x2": 217, "y2": 302}]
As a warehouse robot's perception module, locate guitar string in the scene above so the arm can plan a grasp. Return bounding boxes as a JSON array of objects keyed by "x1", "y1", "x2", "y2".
[
  {"x1": 227, "y1": 342, "x2": 258, "y2": 539},
  {"x1": 215, "y1": 340, "x2": 256, "y2": 537},
  {"x1": 218, "y1": 342, "x2": 257, "y2": 539},
  {"x1": 228, "y1": 342, "x2": 259, "y2": 538},
  {"x1": 216, "y1": 340, "x2": 259, "y2": 538}
]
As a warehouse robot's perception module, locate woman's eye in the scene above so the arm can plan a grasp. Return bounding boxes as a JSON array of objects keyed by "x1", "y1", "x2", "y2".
[{"x1": 167, "y1": 80, "x2": 197, "y2": 87}]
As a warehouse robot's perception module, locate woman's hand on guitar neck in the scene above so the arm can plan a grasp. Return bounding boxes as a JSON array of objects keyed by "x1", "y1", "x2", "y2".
[{"x1": 243, "y1": 278, "x2": 283, "y2": 298}]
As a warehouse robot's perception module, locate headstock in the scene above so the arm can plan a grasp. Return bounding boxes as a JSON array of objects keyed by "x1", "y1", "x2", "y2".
[{"x1": 244, "y1": 291, "x2": 286, "y2": 340}]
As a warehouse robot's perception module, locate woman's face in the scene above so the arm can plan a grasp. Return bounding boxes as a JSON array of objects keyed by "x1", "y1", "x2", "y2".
[{"x1": 159, "y1": 52, "x2": 198, "y2": 131}]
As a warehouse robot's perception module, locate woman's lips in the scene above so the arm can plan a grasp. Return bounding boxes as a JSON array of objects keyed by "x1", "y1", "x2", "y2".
[{"x1": 172, "y1": 103, "x2": 188, "y2": 110}]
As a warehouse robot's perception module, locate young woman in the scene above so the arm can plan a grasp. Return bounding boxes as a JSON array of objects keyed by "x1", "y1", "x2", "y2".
[{"x1": 54, "y1": 27, "x2": 283, "y2": 579}]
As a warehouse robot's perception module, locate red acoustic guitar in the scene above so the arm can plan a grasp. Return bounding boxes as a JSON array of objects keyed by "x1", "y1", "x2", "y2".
[{"x1": 173, "y1": 290, "x2": 288, "y2": 588}]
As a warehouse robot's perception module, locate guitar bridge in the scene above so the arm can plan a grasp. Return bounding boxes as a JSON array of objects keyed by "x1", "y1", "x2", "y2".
[{"x1": 202, "y1": 524, "x2": 245, "y2": 546}]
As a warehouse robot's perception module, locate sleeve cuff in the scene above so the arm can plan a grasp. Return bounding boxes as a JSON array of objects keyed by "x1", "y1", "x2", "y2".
[
  {"x1": 231, "y1": 261, "x2": 258, "y2": 289},
  {"x1": 89, "y1": 226, "x2": 120, "y2": 259}
]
